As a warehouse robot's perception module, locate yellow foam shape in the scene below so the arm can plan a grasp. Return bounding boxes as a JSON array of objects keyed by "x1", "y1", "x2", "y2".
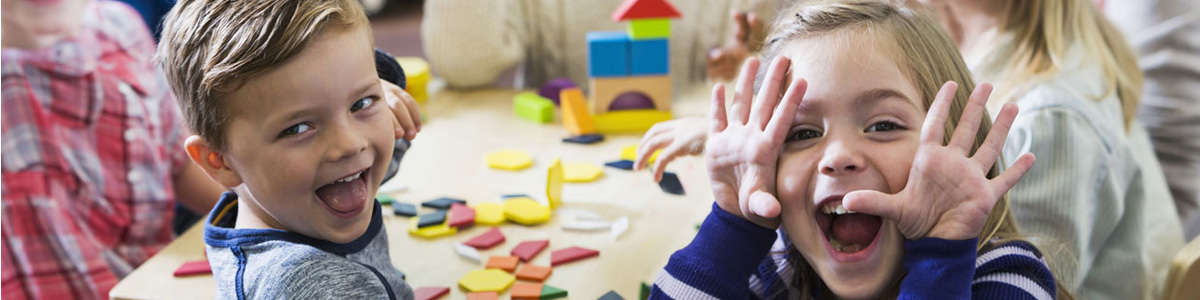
[
  {"x1": 563, "y1": 162, "x2": 604, "y2": 183},
  {"x1": 486, "y1": 149, "x2": 533, "y2": 171},
  {"x1": 619, "y1": 144, "x2": 661, "y2": 163},
  {"x1": 593, "y1": 109, "x2": 672, "y2": 134},
  {"x1": 395, "y1": 57, "x2": 430, "y2": 103},
  {"x1": 503, "y1": 197, "x2": 551, "y2": 225},
  {"x1": 547, "y1": 158, "x2": 564, "y2": 209},
  {"x1": 458, "y1": 269, "x2": 515, "y2": 293},
  {"x1": 560, "y1": 87, "x2": 596, "y2": 135},
  {"x1": 408, "y1": 217, "x2": 457, "y2": 238},
  {"x1": 473, "y1": 202, "x2": 506, "y2": 225}
]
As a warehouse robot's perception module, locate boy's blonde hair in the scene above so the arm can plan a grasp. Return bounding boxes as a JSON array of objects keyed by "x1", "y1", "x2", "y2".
[
  {"x1": 156, "y1": 0, "x2": 370, "y2": 151},
  {"x1": 755, "y1": 1, "x2": 1072, "y2": 299}
]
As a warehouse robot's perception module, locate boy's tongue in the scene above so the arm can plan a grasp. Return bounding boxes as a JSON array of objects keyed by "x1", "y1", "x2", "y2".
[
  {"x1": 832, "y1": 213, "x2": 882, "y2": 246},
  {"x1": 316, "y1": 177, "x2": 367, "y2": 213}
]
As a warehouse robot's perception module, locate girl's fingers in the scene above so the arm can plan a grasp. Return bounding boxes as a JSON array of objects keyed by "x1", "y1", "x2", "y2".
[
  {"x1": 766, "y1": 77, "x2": 807, "y2": 141},
  {"x1": 748, "y1": 190, "x2": 782, "y2": 219},
  {"x1": 921, "y1": 82, "x2": 958, "y2": 145},
  {"x1": 651, "y1": 142, "x2": 686, "y2": 183},
  {"x1": 402, "y1": 91, "x2": 422, "y2": 135},
  {"x1": 948, "y1": 83, "x2": 992, "y2": 155},
  {"x1": 842, "y1": 190, "x2": 902, "y2": 223},
  {"x1": 635, "y1": 133, "x2": 673, "y2": 171},
  {"x1": 711, "y1": 83, "x2": 729, "y2": 133},
  {"x1": 730, "y1": 57, "x2": 759, "y2": 125},
  {"x1": 749, "y1": 56, "x2": 790, "y2": 129},
  {"x1": 992, "y1": 153, "x2": 1036, "y2": 196},
  {"x1": 971, "y1": 102, "x2": 1020, "y2": 171}
]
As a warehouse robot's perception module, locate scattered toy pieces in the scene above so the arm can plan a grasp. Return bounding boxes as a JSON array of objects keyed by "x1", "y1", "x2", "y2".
[
  {"x1": 547, "y1": 159, "x2": 564, "y2": 209},
  {"x1": 473, "y1": 203, "x2": 506, "y2": 226},
  {"x1": 611, "y1": 216, "x2": 630, "y2": 238},
  {"x1": 422, "y1": 197, "x2": 467, "y2": 210},
  {"x1": 486, "y1": 255, "x2": 520, "y2": 273},
  {"x1": 563, "y1": 134, "x2": 605, "y2": 144},
  {"x1": 511, "y1": 240, "x2": 549, "y2": 262},
  {"x1": 604, "y1": 160, "x2": 635, "y2": 170},
  {"x1": 485, "y1": 149, "x2": 534, "y2": 171},
  {"x1": 458, "y1": 269, "x2": 515, "y2": 293},
  {"x1": 392, "y1": 202, "x2": 418, "y2": 217},
  {"x1": 640, "y1": 282, "x2": 651, "y2": 300},
  {"x1": 513, "y1": 92, "x2": 555, "y2": 123},
  {"x1": 173, "y1": 260, "x2": 212, "y2": 277},
  {"x1": 502, "y1": 194, "x2": 533, "y2": 199},
  {"x1": 619, "y1": 145, "x2": 660, "y2": 163},
  {"x1": 550, "y1": 246, "x2": 600, "y2": 266},
  {"x1": 562, "y1": 220, "x2": 612, "y2": 232},
  {"x1": 563, "y1": 162, "x2": 604, "y2": 182},
  {"x1": 599, "y1": 290, "x2": 626, "y2": 300},
  {"x1": 541, "y1": 284, "x2": 569, "y2": 299},
  {"x1": 464, "y1": 227, "x2": 506, "y2": 249},
  {"x1": 376, "y1": 193, "x2": 396, "y2": 205},
  {"x1": 417, "y1": 210, "x2": 448, "y2": 228},
  {"x1": 466, "y1": 291, "x2": 499, "y2": 300},
  {"x1": 658, "y1": 172, "x2": 684, "y2": 195},
  {"x1": 414, "y1": 286, "x2": 450, "y2": 300},
  {"x1": 512, "y1": 282, "x2": 544, "y2": 300},
  {"x1": 454, "y1": 243, "x2": 482, "y2": 264},
  {"x1": 538, "y1": 78, "x2": 578, "y2": 105},
  {"x1": 503, "y1": 197, "x2": 552, "y2": 225},
  {"x1": 514, "y1": 264, "x2": 553, "y2": 282},
  {"x1": 408, "y1": 217, "x2": 457, "y2": 238},
  {"x1": 448, "y1": 203, "x2": 476, "y2": 228}
]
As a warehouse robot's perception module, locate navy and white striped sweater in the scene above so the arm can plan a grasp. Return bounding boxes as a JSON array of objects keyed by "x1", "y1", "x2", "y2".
[{"x1": 652, "y1": 204, "x2": 1057, "y2": 299}]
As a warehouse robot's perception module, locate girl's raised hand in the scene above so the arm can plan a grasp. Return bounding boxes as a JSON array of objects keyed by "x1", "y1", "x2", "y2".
[
  {"x1": 842, "y1": 82, "x2": 1036, "y2": 240},
  {"x1": 706, "y1": 56, "x2": 806, "y2": 229}
]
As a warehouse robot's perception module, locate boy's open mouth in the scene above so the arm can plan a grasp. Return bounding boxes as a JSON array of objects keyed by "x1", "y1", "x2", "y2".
[
  {"x1": 315, "y1": 168, "x2": 370, "y2": 217},
  {"x1": 814, "y1": 197, "x2": 882, "y2": 254}
]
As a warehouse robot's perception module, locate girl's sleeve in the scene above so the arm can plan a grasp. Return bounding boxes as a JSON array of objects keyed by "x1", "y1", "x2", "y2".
[
  {"x1": 651, "y1": 203, "x2": 778, "y2": 300},
  {"x1": 900, "y1": 239, "x2": 1058, "y2": 300},
  {"x1": 421, "y1": 0, "x2": 527, "y2": 89}
]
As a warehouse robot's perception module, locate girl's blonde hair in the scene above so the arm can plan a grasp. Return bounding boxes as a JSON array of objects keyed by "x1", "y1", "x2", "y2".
[
  {"x1": 988, "y1": 0, "x2": 1143, "y2": 130},
  {"x1": 755, "y1": 1, "x2": 1072, "y2": 299}
]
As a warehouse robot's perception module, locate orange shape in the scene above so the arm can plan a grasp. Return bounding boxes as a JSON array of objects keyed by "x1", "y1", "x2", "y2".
[
  {"x1": 560, "y1": 87, "x2": 595, "y2": 135},
  {"x1": 486, "y1": 255, "x2": 520, "y2": 273},
  {"x1": 466, "y1": 292, "x2": 498, "y2": 300},
  {"x1": 514, "y1": 264, "x2": 553, "y2": 282},
  {"x1": 511, "y1": 282, "x2": 544, "y2": 300}
]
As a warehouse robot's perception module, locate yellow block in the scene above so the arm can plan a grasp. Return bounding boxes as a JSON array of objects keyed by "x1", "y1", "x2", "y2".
[
  {"x1": 395, "y1": 57, "x2": 431, "y2": 103},
  {"x1": 473, "y1": 202, "x2": 506, "y2": 226},
  {"x1": 408, "y1": 217, "x2": 457, "y2": 238},
  {"x1": 619, "y1": 144, "x2": 661, "y2": 163},
  {"x1": 503, "y1": 197, "x2": 551, "y2": 225},
  {"x1": 485, "y1": 149, "x2": 533, "y2": 171},
  {"x1": 547, "y1": 158, "x2": 564, "y2": 209},
  {"x1": 458, "y1": 269, "x2": 516, "y2": 292},
  {"x1": 562, "y1": 162, "x2": 604, "y2": 183},
  {"x1": 593, "y1": 110, "x2": 672, "y2": 134},
  {"x1": 560, "y1": 87, "x2": 595, "y2": 135}
]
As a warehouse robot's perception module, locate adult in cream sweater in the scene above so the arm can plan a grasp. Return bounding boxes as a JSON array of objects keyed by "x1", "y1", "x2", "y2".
[{"x1": 422, "y1": 0, "x2": 777, "y2": 91}]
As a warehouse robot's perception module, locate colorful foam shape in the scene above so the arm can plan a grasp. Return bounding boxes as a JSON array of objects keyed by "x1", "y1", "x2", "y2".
[
  {"x1": 599, "y1": 290, "x2": 626, "y2": 300},
  {"x1": 563, "y1": 162, "x2": 604, "y2": 183},
  {"x1": 619, "y1": 145, "x2": 661, "y2": 163},
  {"x1": 511, "y1": 240, "x2": 549, "y2": 262},
  {"x1": 513, "y1": 92, "x2": 555, "y2": 123},
  {"x1": 629, "y1": 38, "x2": 669, "y2": 75},
  {"x1": 512, "y1": 282, "x2": 544, "y2": 300},
  {"x1": 538, "y1": 78, "x2": 578, "y2": 105},
  {"x1": 173, "y1": 260, "x2": 212, "y2": 277},
  {"x1": 547, "y1": 159, "x2": 564, "y2": 209},
  {"x1": 640, "y1": 282, "x2": 651, "y2": 300},
  {"x1": 423, "y1": 197, "x2": 467, "y2": 209},
  {"x1": 503, "y1": 197, "x2": 552, "y2": 225},
  {"x1": 466, "y1": 292, "x2": 498, "y2": 300},
  {"x1": 414, "y1": 286, "x2": 450, "y2": 300},
  {"x1": 627, "y1": 18, "x2": 671, "y2": 40},
  {"x1": 609, "y1": 92, "x2": 656, "y2": 111},
  {"x1": 395, "y1": 57, "x2": 431, "y2": 103},
  {"x1": 515, "y1": 264, "x2": 553, "y2": 282},
  {"x1": 486, "y1": 255, "x2": 520, "y2": 273},
  {"x1": 589, "y1": 76, "x2": 671, "y2": 114},
  {"x1": 473, "y1": 202, "x2": 507, "y2": 226},
  {"x1": 376, "y1": 194, "x2": 396, "y2": 205},
  {"x1": 587, "y1": 32, "x2": 631, "y2": 77},
  {"x1": 417, "y1": 210, "x2": 448, "y2": 228},
  {"x1": 611, "y1": 216, "x2": 630, "y2": 238},
  {"x1": 562, "y1": 220, "x2": 612, "y2": 231},
  {"x1": 392, "y1": 202, "x2": 418, "y2": 217},
  {"x1": 612, "y1": 0, "x2": 682, "y2": 21},
  {"x1": 541, "y1": 284, "x2": 568, "y2": 299},
  {"x1": 502, "y1": 194, "x2": 532, "y2": 199},
  {"x1": 408, "y1": 217, "x2": 457, "y2": 238},
  {"x1": 605, "y1": 160, "x2": 635, "y2": 170},
  {"x1": 594, "y1": 109, "x2": 672, "y2": 133},
  {"x1": 563, "y1": 134, "x2": 605, "y2": 144},
  {"x1": 659, "y1": 172, "x2": 684, "y2": 195},
  {"x1": 458, "y1": 269, "x2": 515, "y2": 293},
  {"x1": 550, "y1": 246, "x2": 600, "y2": 266},
  {"x1": 485, "y1": 149, "x2": 534, "y2": 170},
  {"x1": 449, "y1": 203, "x2": 476, "y2": 227},
  {"x1": 464, "y1": 227, "x2": 506, "y2": 249},
  {"x1": 561, "y1": 87, "x2": 596, "y2": 135},
  {"x1": 454, "y1": 243, "x2": 482, "y2": 264}
]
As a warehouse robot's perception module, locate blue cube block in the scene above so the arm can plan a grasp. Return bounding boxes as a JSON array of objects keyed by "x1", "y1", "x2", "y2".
[
  {"x1": 630, "y1": 38, "x2": 669, "y2": 75},
  {"x1": 587, "y1": 32, "x2": 631, "y2": 77}
]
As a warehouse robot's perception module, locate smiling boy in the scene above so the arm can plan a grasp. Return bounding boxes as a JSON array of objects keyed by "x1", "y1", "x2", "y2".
[{"x1": 156, "y1": 0, "x2": 414, "y2": 298}]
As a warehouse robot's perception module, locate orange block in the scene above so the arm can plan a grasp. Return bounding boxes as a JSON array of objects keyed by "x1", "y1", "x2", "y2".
[
  {"x1": 486, "y1": 256, "x2": 520, "y2": 273},
  {"x1": 514, "y1": 264, "x2": 553, "y2": 282},
  {"x1": 466, "y1": 291, "x2": 498, "y2": 300},
  {"x1": 560, "y1": 87, "x2": 596, "y2": 135},
  {"x1": 511, "y1": 282, "x2": 544, "y2": 300}
]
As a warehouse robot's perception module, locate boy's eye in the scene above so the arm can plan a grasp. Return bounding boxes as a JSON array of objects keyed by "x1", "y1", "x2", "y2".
[
  {"x1": 279, "y1": 123, "x2": 312, "y2": 137},
  {"x1": 866, "y1": 121, "x2": 903, "y2": 132},
  {"x1": 351, "y1": 97, "x2": 376, "y2": 112},
  {"x1": 785, "y1": 128, "x2": 823, "y2": 142}
]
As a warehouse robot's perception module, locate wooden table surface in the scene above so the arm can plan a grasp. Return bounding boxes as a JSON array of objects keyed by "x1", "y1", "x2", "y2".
[{"x1": 109, "y1": 86, "x2": 719, "y2": 300}]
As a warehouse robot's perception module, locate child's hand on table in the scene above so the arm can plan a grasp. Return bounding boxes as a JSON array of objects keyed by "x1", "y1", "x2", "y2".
[
  {"x1": 842, "y1": 82, "x2": 1036, "y2": 241},
  {"x1": 381, "y1": 79, "x2": 422, "y2": 140},
  {"x1": 706, "y1": 57, "x2": 806, "y2": 229},
  {"x1": 635, "y1": 117, "x2": 708, "y2": 182}
]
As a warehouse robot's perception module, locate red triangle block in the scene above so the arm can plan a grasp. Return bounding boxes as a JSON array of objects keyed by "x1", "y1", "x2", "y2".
[
  {"x1": 550, "y1": 246, "x2": 599, "y2": 266},
  {"x1": 448, "y1": 203, "x2": 476, "y2": 228},
  {"x1": 612, "y1": 0, "x2": 682, "y2": 22},
  {"x1": 510, "y1": 240, "x2": 549, "y2": 262},
  {"x1": 464, "y1": 227, "x2": 505, "y2": 249},
  {"x1": 414, "y1": 286, "x2": 450, "y2": 300},
  {"x1": 173, "y1": 260, "x2": 212, "y2": 277}
]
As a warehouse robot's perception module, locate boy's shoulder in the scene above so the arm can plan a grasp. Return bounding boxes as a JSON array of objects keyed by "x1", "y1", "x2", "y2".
[{"x1": 207, "y1": 238, "x2": 397, "y2": 299}]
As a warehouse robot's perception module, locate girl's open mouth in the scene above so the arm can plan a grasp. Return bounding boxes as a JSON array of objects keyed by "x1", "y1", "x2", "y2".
[{"x1": 814, "y1": 197, "x2": 883, "y2": 259}]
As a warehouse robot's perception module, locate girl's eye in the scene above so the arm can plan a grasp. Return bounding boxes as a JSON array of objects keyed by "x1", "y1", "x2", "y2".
[
  {"x1": 866, "y1": 121, "x2": 903, "y2": 132},
  {"x1": 280, "y1": 123, "x2": 312, "y2": 137},
  {"x1": 786, "y1": 128, "x2": 823, "y2": 142},
  {"x1": 351, "y1": 97, "x2": 376, "y2": 112}
]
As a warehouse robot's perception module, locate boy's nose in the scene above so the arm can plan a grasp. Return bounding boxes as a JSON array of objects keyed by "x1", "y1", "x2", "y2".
[
  {"x1": 818, "y1": 141, "x2": 865, "y2": 176},
  {"x1": 325, "y1": 125, "x2": 369, "y2": 162}
]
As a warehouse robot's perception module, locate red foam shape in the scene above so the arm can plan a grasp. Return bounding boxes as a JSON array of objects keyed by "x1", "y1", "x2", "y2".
[
  {"x1": 173, "y1": 260, "x2": 212, "y2": 277},
  {"x1": 510, "y1": 240, "x2": 549, "y2": 262},
  {"x1": 550, "y1": 246, "x2": 600, "y2": 266},
  {"x1": 415, "y1": 286, "x2": 450, "y2": 300},
  {"x1": 464, "y1": 227, "x2": 505, "y2": 249},
  {"x1": 448, "y1": 203, "x2": 476, "y2": 228},
  {"x1": 612, "y1": 0, "x2": 681, "y2": 22}
]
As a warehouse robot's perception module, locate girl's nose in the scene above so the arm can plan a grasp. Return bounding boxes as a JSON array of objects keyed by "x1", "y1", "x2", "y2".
[{"x1": 819, "y1": 141, "x2": 865, "y2": 176}]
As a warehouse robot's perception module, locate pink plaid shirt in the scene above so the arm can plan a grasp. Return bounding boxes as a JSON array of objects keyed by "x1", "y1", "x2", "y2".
[{"x1": 2, "y1": 2, "x2": 189, "y2": 299}]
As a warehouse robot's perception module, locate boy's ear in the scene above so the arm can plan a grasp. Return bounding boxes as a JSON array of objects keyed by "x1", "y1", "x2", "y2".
[{"x1": 185, "y1": 135, "x2": 243, "y2": 188}]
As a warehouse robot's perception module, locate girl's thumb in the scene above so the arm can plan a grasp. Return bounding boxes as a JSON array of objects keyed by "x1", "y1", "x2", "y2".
[{"x1": 749, "y1": 191, "x2": 781, "y2": 218}]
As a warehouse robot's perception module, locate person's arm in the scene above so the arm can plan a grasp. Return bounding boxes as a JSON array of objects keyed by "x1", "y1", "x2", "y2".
[
  {"x1": 421, "y1": 0, "x2": 526, "y2": 89},
  {"x1": 899, "y1": 238, "x2": 1058, "y2": 299},
  {"x1": 650, "y1": 203, "x2": 778, "y2": 300}
]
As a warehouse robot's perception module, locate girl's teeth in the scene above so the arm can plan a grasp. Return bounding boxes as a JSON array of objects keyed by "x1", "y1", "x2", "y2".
[
  {"x1": 336, "y1": 171, "x2": 362, "y2": 183},
  {"x1": 822, "y1": 203, "x2": 857, "y2": 215}
]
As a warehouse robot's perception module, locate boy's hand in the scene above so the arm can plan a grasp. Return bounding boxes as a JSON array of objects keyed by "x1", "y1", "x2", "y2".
[
  {"x1": 842, "y1": 82, "x2": 1036, "y2": 241},
  {"x1": 635, "y1": 117, "x2": 708, "y2": 182},
  {"x1": 706, "y1": 57, "x2": 806, "y2": 229},
  {"x1": 707, "y1": 9, "x2": 763, "y2": 82},
  {"x1": 381, "y1": 79, "x2": 422, "y2": 140}
]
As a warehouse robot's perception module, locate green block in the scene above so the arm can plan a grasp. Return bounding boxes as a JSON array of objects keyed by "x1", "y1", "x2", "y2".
[
  {"x1": 540, "y1": 284, "x2": 568, "y2": 299},
  {"x1": 640, "y1": 282, "x2": 650, "y2": 300},
  {"x1": 377, "y1": 193, "x2": 396, "y2": 205},
  {"x1": 513, "y1": 92, "x2": 554, "y2": 123},
  {"x1": 628, "y1": 18, "x2": 671, "y2": 39}
]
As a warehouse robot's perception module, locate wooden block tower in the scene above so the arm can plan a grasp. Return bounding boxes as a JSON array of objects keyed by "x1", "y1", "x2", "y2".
[{"x1": 584, "y1": 0, "x2": 679, "y2": 132}]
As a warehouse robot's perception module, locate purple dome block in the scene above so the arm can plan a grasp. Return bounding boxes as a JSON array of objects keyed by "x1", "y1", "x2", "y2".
[
  {"x1": 608, "y1": 92, "x2": 655, "y2": 111},
  {"x1": 538, "y1": 78, "x2": 578, "y2": 105}
]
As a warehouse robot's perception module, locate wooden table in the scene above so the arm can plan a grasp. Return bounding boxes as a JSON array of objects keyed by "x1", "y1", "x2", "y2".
[{"x1": 110, "y1": 86, "x2": 718, "y2": 300}]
